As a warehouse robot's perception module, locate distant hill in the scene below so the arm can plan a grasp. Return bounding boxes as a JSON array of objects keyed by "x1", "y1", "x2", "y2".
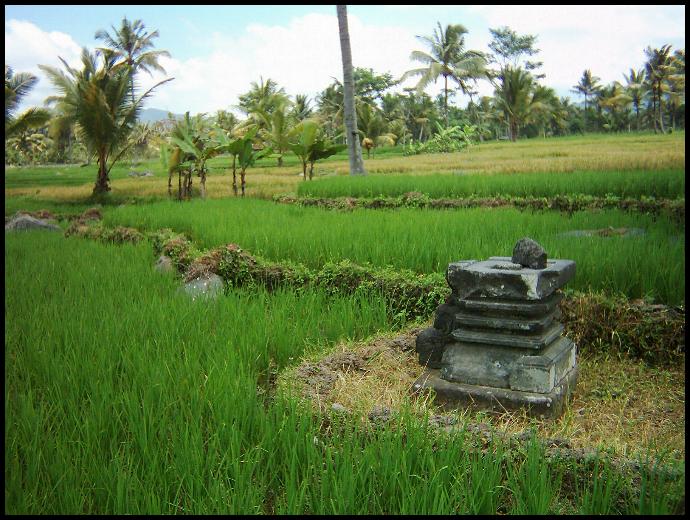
[{"x1": 139, "y1": 108, "x2": 183, "y2": 123}]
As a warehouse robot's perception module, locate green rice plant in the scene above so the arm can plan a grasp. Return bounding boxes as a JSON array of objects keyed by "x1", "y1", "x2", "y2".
[
  {"x1": 506, "y1": 435, "x2": 563, "y2": 514},
  {"x1": 457, "y1": 439, "x2": 507, "y2": 514},
  {"x1": 297, "y1": 169, "x2": 685, "y2": 200},
  {"x1": 631, "y1": 453, "x2": 685, "y2": 515},
  {"x1": 4, "y1": 232, "x2": 395, "y2": 514},
  {"x1": 575, "y1": 457, "x2": 626, "y2": 514},
  {"x1": 104, "y1": 199, "x2": 685, "y2": 305}
]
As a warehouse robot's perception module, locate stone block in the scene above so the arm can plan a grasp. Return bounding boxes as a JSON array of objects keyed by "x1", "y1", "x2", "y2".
[
  {"x1": 415, "y1": 327, "x2": 448, "y2": 368},
  {"x1": 412, "y1": 366, "x2": 578, "y2": 419},
  {"x1": 451, "y1": 321, "x2": 564, "y2": 350},
  {"x1": 453, "y1": 292, "x2": 563, "y2": 317},
  {"x1": 439, "y1": 336, "x2": 576, "y2": 393},
  {"x1": 446, "y1": 257, "x2": 575, "y2": 301},
  {"x1": 454, "y1": 307, "x2": 560, "y2": 332}
]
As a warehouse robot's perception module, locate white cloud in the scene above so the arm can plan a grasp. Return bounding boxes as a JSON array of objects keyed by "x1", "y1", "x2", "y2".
[
  {"x1": 468, "y1": 5, "x2": 686, "y2": 95},
  {"x1": 5, "y1": 13, "x2": 430, "y2": 115},
  {"x1": 6, "y1": 7, "x2": 685, "y2": 115},
  {"x1": 5, "y1": 19, "x2": 84, "y2": 109},
  {"x1": 143, "y1": 12, "x2": 424, "y2": 115}
]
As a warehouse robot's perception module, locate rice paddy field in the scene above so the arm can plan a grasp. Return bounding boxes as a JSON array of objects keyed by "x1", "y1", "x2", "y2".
[{"x1": 5, "y1": 132, "x2": 686, "y2": 514}]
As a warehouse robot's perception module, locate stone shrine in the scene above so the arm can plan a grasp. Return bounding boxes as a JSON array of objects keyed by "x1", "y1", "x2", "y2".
[{"x1": 413, "y1": 238, "x2": 578, "y2": 418}]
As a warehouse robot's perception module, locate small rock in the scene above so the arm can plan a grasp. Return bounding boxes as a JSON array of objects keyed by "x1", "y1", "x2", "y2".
[
  {"x1": 155, "y1": 255, "x2": 175, "y2": 273},
  {"x1": 368, "y1": 405, "x2": 394, "y2": 423},
  {"x1": 181, "y1": 273, "x2": 224, "y2": 300},
  {"x1": 415, "y1": 327, "x2": 449, "y2": 369},
  {"x1": 5, "y1": 214, "x2": 61, "y2": 232},
  {"x1": 511, "y1": 237, "x2": 547, "y2": 269},
  {"x1": 331, "y1": 403, "x2": 348, "y2": 414}
]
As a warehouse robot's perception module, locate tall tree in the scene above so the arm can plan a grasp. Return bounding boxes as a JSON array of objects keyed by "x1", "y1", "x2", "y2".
[
  {"x1": 644, "y1": 44, "x2": 674, "y2": 133},
  {"x1": 492, "y1": 66, "x2": 539, "y2": 141},
  {"x1": 5, "y1": 65, "x2": 51, "y2": 139},
  {"x1": 336, "y1": 5, "x2": 366, "y2": 175},
  {"x1": 623, "y1": 68, "x2": 646, "y2": 131},
  {"x1": 488, "y1": 26, "x2": 543, "y2": 78},
  {"x1": 237, "y1": 77, "x2": 289, "y2": 117},
  {"x1": 401, "y1": 22, "x2": 487, "y2": 128},
  {"x1": 95, "y1": 18, "x2": 170, "y2": 107},
  {"x1": 571, "y1": 69, "x2": 601, "y2": 132},
  {"x1": 40, "y1": 48, "x2": 172, "y2": 194}
]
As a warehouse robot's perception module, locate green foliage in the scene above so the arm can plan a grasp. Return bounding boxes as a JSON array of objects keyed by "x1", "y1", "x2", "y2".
[
  {"x1": 289, "y1": 120, "x2": 343, "y2": 180},
  {"x1": 297, "y1": 168, "x2": 685, "y2": 200},
  {"x1": 66, "y1": 218, "x2": 685, "y2": 365},
  {"x1": 39, "y1": 48, "x2": 171, "y2": 194},
  {"x1": 403, "y1": 122, "x2": 478, "y2": 155}
]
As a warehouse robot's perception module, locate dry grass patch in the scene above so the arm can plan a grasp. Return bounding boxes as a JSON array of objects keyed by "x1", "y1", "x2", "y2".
[{"x1": 279, "y1": 323, "x2": 685, "y2": 460}]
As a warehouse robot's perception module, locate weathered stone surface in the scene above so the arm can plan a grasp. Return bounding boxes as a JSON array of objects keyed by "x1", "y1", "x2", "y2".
[
  {"x1": 453, "y1": 292, "x2": 563, "y2": 317},
  {"x1": 5, "y1": 214, "x2": 61, "y2": 232},
  {"x1": 155, "y1": 255, "x2": 175, "y2": 273},
  {"x1": 415, "y1": 327, "x2": 449, "y2": 368},
  {"x1": 446, "y1": 257, "x2": 576, "y2": 301},
  {"x1": 331, "y1": 403, "x2": 348, "y2": 414},
  {"x1": 451, "y1": 321, "x2": 564, "y2": 350},
  {"x1": 182, "y1": 273, "x2": 224, "y2": 300},
  {"x1": 512, "y1": 237, "x2": 547, "y2": 269},
  {"x1": 510, "y1": 337, "x2": 577, "y2": 393},
  {"x1": 454, "y1": 307, "x2": 560, "y2": 333},
  {"x1": 412, "y1": 366, "x2": 578, "y2": 419},
  {"x1": 128, "y1": 170, "x2": 154, "y2": 177},
  {"x1": 440, "y1": 336, "x2": 576, "y2": 392},
  {"x1": 432, "y1": 303, "x2": 459, "y2": 333}
]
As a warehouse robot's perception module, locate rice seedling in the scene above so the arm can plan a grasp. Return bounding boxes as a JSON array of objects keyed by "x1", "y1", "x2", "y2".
[
  {"x1": 5, "y1": 232, "x2": 684, "y2": 514},
  {"x1": 297, "y1": 168, "x2": 685, "y2": 199},
  {"x1": 104, "y1": 198, "x2": 685, "y2": 304}
]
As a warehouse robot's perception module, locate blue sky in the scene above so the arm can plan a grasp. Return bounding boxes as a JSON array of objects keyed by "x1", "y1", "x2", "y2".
[{"x1": 5, "y1": 5, "x2": 686, "y2": 115}]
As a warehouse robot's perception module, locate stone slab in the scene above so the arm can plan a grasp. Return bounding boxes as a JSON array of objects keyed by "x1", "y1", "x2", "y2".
[
  {"x1": 446, "y1": 257, "x2": 576, "y2": 301},
  {"x1": 453, "y1": 292, "x2": 563, "y2": 317},
  {"x1": 440, "y1": 336, "x2": 576, "y2": 392},
  {"x1": 412, "y1": 366, "x2": 578, "y2": 419},
  {"x1": 454, "y1": 307, "x2": 559, "y2": 333},
  {"x1": 451, "y1": 321, "x2": 564, "y2": 350}
]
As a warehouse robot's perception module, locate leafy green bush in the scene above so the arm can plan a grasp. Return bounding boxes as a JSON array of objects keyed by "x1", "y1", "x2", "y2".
[{"x1": 403, "y1": 123, "x2": 478, "y2": 155}]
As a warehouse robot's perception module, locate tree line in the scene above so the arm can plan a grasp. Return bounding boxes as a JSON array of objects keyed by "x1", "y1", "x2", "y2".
[{"x1": 5, "y1": 15, "x2": 686, "y2": 193}]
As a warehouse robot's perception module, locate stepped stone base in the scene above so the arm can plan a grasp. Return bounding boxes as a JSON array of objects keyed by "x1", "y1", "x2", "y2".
[
  {"x1": 440, "y1": 336, "x2": 577, "y2": 393},
  {"x1": 412, "y1": 366, "x2": 578, "y2": 419}
]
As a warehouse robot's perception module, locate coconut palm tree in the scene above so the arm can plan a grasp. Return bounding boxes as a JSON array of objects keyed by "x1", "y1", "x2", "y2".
[
  {"x1": 250, "y1": 102, "x2": 294, "y2": 166},
  {"x1": 666, "y1": 49, "x2": 685, "y2": 131},
  {"x1": 571, "y1": 69, "x2": 601, "y2": 133},
  {"x1": 401, "y1": 22, "x2": 487, "y2": 128},
  {"x1": 237, "y1": 77, "x2": 289, "y2": 117},
  {"x1": 95, "y1": 18, "x2": 170, "y2": 107},
  {"x1": 623, "y1": 68, "x2": 646, "y2": 131},
  {"x1": 40, "y1": 48, "x2": 172, "y2": 194},
  {"x1": 5, "y1": 65, "x2": 51, "y2": 140},
  {"x1": 291, "y1": 94, "x2": 313, "y2": 121},
  {"x1": 493, "y1": 66, "x2": 540, "y2": 141},
  {"x1": 336, "y1": 4, "x2": 366, "y2": 175},
  {"x1": 644, "y1": 44, "x2": 674, "y2": 133}
]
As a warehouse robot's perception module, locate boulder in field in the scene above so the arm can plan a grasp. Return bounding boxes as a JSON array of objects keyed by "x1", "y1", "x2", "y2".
[
  {"x1": 181, "y1": 273, "x2": 224, "y2": 300},
  {"x1": 5, "y1": 214, "x2": 61, "y2": 233}
]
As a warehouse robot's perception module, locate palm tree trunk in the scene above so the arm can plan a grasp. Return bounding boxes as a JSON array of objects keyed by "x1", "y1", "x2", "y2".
[
  {"x1": 93, "y1": 149, "x2": 110, "y2": 194},
  {"x1": 337, "y1": 5, "x2": 366, "y2": 176},
  {"x1": 232, "y1": 155, "x2": 238, "y2": 196},
  {"x1": 658, "y1": 82, "x2": 666, "y2": 134},
  {"x1": 444, "y1": 75, "x2": 449, "y2": 128}
]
